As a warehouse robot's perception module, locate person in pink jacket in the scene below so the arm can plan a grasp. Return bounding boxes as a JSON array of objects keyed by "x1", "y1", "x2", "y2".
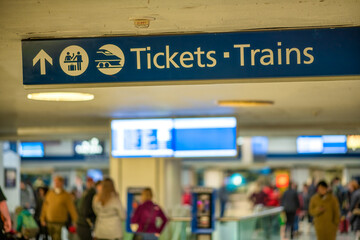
[{"x1": 131, "y1": 188, "x2": 168, "y2": 240}]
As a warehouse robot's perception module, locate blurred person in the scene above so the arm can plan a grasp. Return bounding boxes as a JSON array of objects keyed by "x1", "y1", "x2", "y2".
[
  {"x1": 309, "y1": 180, "x2": 340, "y2": 240},
  {"x1": 0, "y1": 186, "x2": 12, "y2": 238},
  {"x1": 70, "y1": 188, "x2": 81, "y2": 209},
  {"x1": 21, "y1": 181, "x2": 36, "y2": 209},
  {"x1": 300, "y1": 184, "x2": 310, "y2": 218},
  {"x1": 281, "y1": 182, "x2": 300, "y2": 239},
  {"x1": 292, "y1": 183, "x2": 302, "y2": 236},
  {"x1": 15, "y1": 206, "x2": 39, "y2": 239},
  {"x1": 95, "y1": 180, "x2": 103, "y2": 193},
  {"x1": 249, "y1": 184, "x2": 268, "y2": 210},
  {"x1": 77, "y1": 177, "x2": 97, "y2": 240},
  {"x1": 181, "y1": 186, "x2": 192, "y2": 206},
  {"x1": 218, "y1": 183, "x2": 229, "y2": 218},
  {"x1": 34, "y1": 187, "x2": 49, "y2": 240},
  {"x1": 263, "y1": 185, "x2": 280, "y2": 207},
  {"x1": 348, "y1": 180, "x2": 360, "y2": 239},
  {"x1": 40, "y1": 176, "x2": 78, "y2": 240},
  {"x1": 331, "y1": 177, "x2": 346, "y2": 210},
  {"x1": 68, "y1": 191, "x2": 80, "y2": 240},
  {"x1": 33, "y1": 177, "x2": 45, "y2": 189},
  {"x1": 307, "y1": 178, "x2": 317, "y2": 223},
  {"x1": 92, "y1": 177, "x2": 124, "y2": 240},
  {"x1": 131, "y1": 188, "x2": 168, "y2": 240},
  {"x1": 300, "y1": 184, "x2": 311, "y2": 233}
]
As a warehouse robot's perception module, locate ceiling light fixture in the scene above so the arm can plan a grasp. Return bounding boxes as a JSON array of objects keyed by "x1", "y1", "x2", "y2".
[
  {"x1": 217, "y1": 100, "x2": 274, "y2": 107},
  {"x1": 129, "y1": 17, "x2": 156, "y2": 28},
  {"x1": 27, "y1": 92, "x2": 94, "y2": 102}
]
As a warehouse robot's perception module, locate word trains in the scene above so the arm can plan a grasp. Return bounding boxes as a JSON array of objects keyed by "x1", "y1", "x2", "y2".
[{"x1": 130, "y1": 42, "x2": 314, "y2": 70}]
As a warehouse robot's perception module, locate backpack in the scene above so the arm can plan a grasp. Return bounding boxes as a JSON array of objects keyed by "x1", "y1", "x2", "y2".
[{"x1": 21, "y1": 214, "x2": 39, "y2": 238}]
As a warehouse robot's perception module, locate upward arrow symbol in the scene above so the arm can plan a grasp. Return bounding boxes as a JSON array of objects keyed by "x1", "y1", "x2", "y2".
[{"x1": 33, "y1": 49, "x2": 53, "y2": 75}]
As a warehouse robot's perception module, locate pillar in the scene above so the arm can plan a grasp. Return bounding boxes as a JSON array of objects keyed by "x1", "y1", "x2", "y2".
[
  {"x1": 241, "y1": 137, "x2": 253, "y2": 164},
  {"x1": 0, "y1": 142, "x2": 21, "y2": 212},
  {"x1": 110, "y1": 157, "x2": 182, "y2": 214},
  {"x1": 290, "y1": 168, "x2": 310, "y2": 189}
]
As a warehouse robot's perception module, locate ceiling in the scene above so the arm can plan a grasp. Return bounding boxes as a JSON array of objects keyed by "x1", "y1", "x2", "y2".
[{"x1": 0, "y1": 0, "x2": 360, "y2": 139}]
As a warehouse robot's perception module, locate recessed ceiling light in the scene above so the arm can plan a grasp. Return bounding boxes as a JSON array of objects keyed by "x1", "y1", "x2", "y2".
[
  {"x1": 27, "y1": 92, "x2": 94, "y2": 102},
  {"x1": 129, "y1": 17, "x2": 156, "y2": 28},
  {"x1": 217, "y1": 100, "x2": 274, "y2": 107}
]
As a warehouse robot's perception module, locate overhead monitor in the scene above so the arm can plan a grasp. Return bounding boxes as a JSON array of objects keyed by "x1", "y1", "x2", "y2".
[
  {"x1": 297, "y1": 136, "x2": 323, "y2": 154},
  {"x1": 322, "y1": 135, "x2": 347, "y2": 154},
  {"x1": 19, "y1": 142, "x2": 44, "y2": 158},
  {"x1": 173, "y1": 117, "x2": 237, "y2": 158},
  {"x1": 297, "y1": 135, "x2": 347, "y2": 154},
  {"x1": 111, "y1": 119, "x2": 174, "y2": 158}
]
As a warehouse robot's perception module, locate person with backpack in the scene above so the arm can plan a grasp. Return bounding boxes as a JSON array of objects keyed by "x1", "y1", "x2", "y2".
[{"x1": 16, "y1": 206, "x2": 39, "y2": 239}]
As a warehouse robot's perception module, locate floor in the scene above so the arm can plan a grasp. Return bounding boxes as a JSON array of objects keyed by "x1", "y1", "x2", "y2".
[{"x1": 283, "y1": 223, "x2": 356, "y2": 240}]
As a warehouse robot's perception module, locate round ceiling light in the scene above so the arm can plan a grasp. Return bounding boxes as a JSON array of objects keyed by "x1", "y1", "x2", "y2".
[
  {"x1": 217, "y1": 100, "x2": 274, "y2": 107},
  {"x1": 27, "y1": 92, "x2": 94, "y2": 102}
]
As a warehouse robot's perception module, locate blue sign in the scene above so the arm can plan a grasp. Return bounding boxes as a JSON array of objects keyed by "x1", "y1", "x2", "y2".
[
  {"x1": 191, "y1": 187, "x2": 216, "y2": 234},
  {"x1": 22, "y1": 27, "x2": 360, "y2": 86}
]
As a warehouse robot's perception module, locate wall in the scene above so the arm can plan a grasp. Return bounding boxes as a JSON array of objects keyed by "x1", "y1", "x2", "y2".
[
  {"x1": 343, "y1": 168, "x2": 360, "y2": 184},
  {"x1": 181, "y1": 168, "x2": 196, "y2": 187},
  {"x1": 268, "y1": 137, "x2": 297, "y2": 154}
]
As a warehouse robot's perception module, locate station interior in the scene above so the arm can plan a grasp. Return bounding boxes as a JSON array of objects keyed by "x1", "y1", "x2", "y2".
[{"x1": 0, "y1": 1, "x2": 360, "y2": 240}]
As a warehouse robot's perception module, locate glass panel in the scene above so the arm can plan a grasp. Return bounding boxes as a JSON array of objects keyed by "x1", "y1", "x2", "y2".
[{"x1": 122, "y1": 210, "x2": 282, "y2": 240}]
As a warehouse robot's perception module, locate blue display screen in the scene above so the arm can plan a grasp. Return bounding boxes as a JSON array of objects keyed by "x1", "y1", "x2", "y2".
[
  {"x1": 111, "y1": 119, "x2": 174, "y2": 157},
  {"x1": 297, "y1": 135, "x2": 347, "y2": 154},
  {"x1": 173, "y1": 117, "x2": 237, "y2": 158},
  {"x1": 322, "y1": 135, "x2": 347, "y2": 154},
  {"x1": 252, "y1": 136, "x2": 269, "y2": 155},
  {"x1": 111, "y1": 117, "x2": 237, "y2": 158},
  {"x1": 19, "y1": 142, "x2": 44, "y2": 157}
]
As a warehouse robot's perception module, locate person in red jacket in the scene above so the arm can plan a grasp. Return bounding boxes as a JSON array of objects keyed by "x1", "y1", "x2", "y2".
[{"x1": 263, "y1": 185, "x2": 280, "y2": 207}]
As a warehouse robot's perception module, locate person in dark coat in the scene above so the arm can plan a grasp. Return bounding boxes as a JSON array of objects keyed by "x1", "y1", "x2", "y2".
[
  {"x1": 281, "y1": 182, "x2": 300, "y2": 239},
  {"x1": 35, "y1": 187, "x2": 49, "y2": 240},
  {"x1": 77, "y1": 177, "x2": 97, "y2": 240},
  {"x1": 218, "y1": 184, "x2": 230, "y2": 218},
  {"x1": 307, "y1": 179, "x2": 317, "y2": 223},
  {"x1": 348, "y1": 180, "x2": 360, "y2": 239}
]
